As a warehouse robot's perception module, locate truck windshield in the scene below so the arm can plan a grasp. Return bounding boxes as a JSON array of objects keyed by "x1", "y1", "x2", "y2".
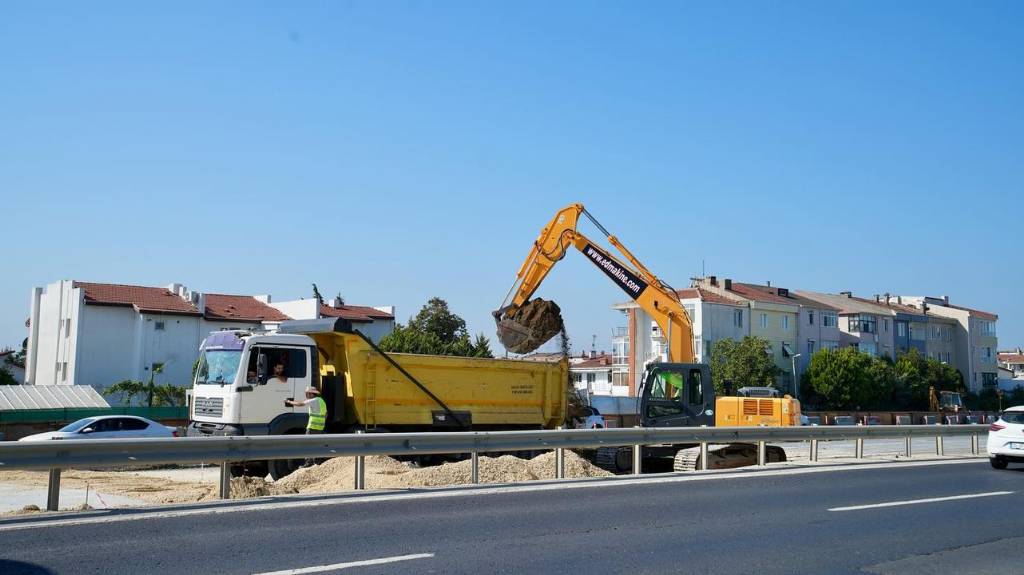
[{"x1": 196, "y1": 350, "x2": 242, "y2": 385}]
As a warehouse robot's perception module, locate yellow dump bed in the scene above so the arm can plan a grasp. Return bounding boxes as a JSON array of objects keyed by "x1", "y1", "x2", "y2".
[
  {"x1": 715, "y1": 396, "x2": 801, "y2": 427},
  {"x1": 311, "y1": 332, "x2": 567, "y2": 430}
]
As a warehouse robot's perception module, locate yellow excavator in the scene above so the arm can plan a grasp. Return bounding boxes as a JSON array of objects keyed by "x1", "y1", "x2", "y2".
[{"x1": 495, "y1": 203, "x2": 798, "y2": 472}]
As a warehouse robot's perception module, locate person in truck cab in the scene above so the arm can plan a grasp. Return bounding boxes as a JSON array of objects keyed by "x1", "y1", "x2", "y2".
[
  {"x1": 271, "y1": 360, "x2": 289, "y2": 384},
  {"x1": 286, "y1": 387, "x2": 327, "y2": 467}
]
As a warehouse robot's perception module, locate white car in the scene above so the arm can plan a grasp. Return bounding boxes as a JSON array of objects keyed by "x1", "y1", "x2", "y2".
[
  {"x1": 986, "y1": 406, "x2": 1024, "y2": 469},
  {"x1": 18, "y1": 415, "x2": 179, "y2": 442}
]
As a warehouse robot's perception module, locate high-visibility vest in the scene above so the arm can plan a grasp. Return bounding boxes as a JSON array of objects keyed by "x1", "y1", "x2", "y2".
[{"x1": 307, "y1": 397, "x2": 327, "y2": 431}]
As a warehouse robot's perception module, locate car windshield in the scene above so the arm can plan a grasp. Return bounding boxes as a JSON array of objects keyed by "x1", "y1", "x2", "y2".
[
  {"x1": 59, "y1": 418, "x2": 98, "y2": 433},
  {"x1": 195, "y1": 350, "x2": 243, "y2": 385},
  {"x1": 1001, "y1": 411, "x2": 1024, "y2": 424}
]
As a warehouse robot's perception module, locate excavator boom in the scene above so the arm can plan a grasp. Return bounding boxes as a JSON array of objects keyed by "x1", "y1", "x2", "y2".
[{"x1": 495, "y1": 203, "x2": 695, "y2": 363}]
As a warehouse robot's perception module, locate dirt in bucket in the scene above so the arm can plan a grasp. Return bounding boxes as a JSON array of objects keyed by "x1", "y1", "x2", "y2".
[{"x1": 497, "y1": 298, "x2": 564, "y2": 354}]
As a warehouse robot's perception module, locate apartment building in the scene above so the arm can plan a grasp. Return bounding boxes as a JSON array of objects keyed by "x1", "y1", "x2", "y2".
[
  {"x1": 25, "y1": 280, "x2": 394, "y2": 393},
  {"x1": 901, "y1": 296, "x2": 999, "y2": 391},
  {"x1": 795, "y1": 291, "x2": 897, "y2": 358},
  {"x1": 696, "y1": 279, "x2": 800, "y2": 392}
]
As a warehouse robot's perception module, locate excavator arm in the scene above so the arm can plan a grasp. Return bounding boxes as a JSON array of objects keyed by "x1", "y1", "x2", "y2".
[{"x1": 495, "y1": 203, "x2": 695, "y2": 363}]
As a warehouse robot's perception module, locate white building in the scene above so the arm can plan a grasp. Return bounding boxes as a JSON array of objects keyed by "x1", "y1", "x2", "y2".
[
  {"x1": 569, "y1": 353, "x2": 624, "y2": 397},
  {"x1": 900, "y1": 296, "x2": 999, "y2": 392},
  {"x1": 25, "y1": 281, "x2": 394, "y2": 394}
]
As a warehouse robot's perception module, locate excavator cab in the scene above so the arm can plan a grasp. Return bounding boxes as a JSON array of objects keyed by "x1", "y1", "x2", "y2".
[{"x1": 638, "y1": 363, "x2": 714, "y2": 428}]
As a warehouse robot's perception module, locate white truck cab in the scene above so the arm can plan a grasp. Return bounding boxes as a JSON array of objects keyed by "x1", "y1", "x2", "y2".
[{"x1": 188, "y1": 330, "x2": 317, "y2": 438}]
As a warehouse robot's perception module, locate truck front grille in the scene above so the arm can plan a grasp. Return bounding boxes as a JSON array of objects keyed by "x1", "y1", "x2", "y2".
[{"x1": 194, "y1": 397, "x2": 224, "y2": 417}]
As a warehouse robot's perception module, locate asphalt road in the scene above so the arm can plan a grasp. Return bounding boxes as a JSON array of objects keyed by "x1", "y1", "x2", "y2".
[{"x1": 1, "y1": 459, "x2": 1021, "y2": 575}]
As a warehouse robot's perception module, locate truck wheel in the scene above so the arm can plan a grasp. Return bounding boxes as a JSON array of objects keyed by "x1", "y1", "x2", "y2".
[
  {"x1": 991, "y1": 457, "x2": 1009, "y2": 470},
  {"x1": 270, "y1": 458, "x2": 302, "y2": 481}
]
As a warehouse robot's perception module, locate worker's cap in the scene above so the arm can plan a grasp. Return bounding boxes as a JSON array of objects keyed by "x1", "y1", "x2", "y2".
[{"x1": 304, "y1": 387, "x2": 321, "y2": 395}]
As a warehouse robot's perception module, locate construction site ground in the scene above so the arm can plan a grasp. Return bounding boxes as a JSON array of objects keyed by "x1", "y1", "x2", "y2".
[{"x1": 0, "y1": 436, "x2": 982, "y2": 514}]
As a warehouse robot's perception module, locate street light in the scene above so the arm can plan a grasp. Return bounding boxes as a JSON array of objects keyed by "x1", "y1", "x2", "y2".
[{"x1": 790, "y1": 353, "x2": 802, "y2": 400}]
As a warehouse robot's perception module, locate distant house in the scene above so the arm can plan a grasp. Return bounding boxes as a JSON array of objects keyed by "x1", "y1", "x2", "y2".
[
  {"x1": 570, "y1": 353, "x2": 622, "y2": 396},
  {"x1": 25, "y1": 281, "x2": 394, "y2": 394}
]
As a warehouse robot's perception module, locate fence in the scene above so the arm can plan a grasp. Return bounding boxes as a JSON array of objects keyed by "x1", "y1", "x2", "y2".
[
  {"x1": 0, "y1": 406, "x2": 188, "y2": 425},
  {"x1": 0, "y1": 424, "x2": 988, "y2": 512}
]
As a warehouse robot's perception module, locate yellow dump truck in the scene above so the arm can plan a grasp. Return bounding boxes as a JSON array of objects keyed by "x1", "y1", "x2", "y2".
[{"x1": 188, "y1": 318, "x2": 567, "y2": 478}]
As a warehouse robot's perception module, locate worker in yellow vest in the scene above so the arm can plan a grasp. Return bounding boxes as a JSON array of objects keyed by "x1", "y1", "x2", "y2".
[{"x1": 286, "y1": 387, "x2": 327, "y2": 467}]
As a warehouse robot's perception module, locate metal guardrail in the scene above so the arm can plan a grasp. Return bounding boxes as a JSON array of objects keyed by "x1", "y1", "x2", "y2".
[{"x1": 0, "y1": 424, "x2": 989, "y2": 512}]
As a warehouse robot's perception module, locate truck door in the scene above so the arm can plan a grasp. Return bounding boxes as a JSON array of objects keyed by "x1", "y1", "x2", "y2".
[
  {"x1": 640, "y1": 364, "x2": 712, "y2": 428},
  {"x1": 244, "y1": 346, "x2": 311, "y2": 428}
]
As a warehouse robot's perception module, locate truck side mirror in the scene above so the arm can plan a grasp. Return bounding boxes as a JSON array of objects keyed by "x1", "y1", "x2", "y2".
[{"x1": 256, "y1": 353, "x2": 268, "y2": 385}]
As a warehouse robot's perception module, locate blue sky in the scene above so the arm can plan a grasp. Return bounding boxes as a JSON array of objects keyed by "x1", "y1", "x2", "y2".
[{"x1": 2, "y1": 2, "x2": 1021, "y2": 354}]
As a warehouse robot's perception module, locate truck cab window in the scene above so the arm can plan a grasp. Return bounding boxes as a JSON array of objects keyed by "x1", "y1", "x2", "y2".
[{"x1": 249, "y1": 347, "x2": 308, "y2": 384}]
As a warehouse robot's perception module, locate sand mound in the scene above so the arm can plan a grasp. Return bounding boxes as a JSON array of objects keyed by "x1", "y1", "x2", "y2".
[{"x1": 269, "y1": 450, "x2": 610, "y2": 495}]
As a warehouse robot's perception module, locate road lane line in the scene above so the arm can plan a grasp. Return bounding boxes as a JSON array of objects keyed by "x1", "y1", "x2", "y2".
[
  {"x1": 829, "y1": 491, "x2": 1013, "y2": 512},
  {"x1": 0, "y1": 458, "x2": 983, "y2": 532},
  {"x1": 252, "y1": 553, "x2": 434, "y2": 574}
]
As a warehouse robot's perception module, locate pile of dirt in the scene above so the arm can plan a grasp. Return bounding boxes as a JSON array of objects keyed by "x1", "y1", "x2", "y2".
[
  {"x1": 270, "y1": 450, "x2": 610, "y2": 495},
  {"x1": 229, "y1": 476, "x2": 271, "y2": 499},
  {"x1": 497, "y1": 299, "x2": 564, "y2": 354}
]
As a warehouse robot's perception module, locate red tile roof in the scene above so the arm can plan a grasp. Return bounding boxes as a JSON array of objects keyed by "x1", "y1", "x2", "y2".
[
  {"x1": 675, "y1": 287, "x2": 744, "y2": 306},
  {"x1": 74, "y1": 282, "x2": 201, "y2": 315},
  {"x1": 999, "y1": 353, "x2": 1024, "y2": 364},
  {"x1": 319, "y1": 303, "x2": 394, "y2": 323},
  {"x1": 205, "y1": 294, "x2": 290, "y2": 322},
  {"x1": 944, "y1": 304, "x2": 998, "y2": 321},
  {"x1": 725, "y1": 282, "x2": 798, "y2": 305},
  {"x1": 574, "y1": 354, "x2": 613, "y2": 369}
]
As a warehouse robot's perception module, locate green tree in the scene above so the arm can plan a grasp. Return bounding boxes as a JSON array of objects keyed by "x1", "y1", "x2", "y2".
[
  {"x1": 0, "y1": 366, "x2": 17, "y2": 386},
  {"x1": 892, "y1": 349, "x2": 962, "y2": 410},
  {"x1": 709, "y1": 336, "x2": 782, "y2": 394},
  {"x1": 153, "y1": 384, "x2": 187, "y2": 407},
  {"x1": 103, "y1": 379, "x2": 147, "y2": 405},
  {"x1": 803, "y1": 347, "x2": 875, "y2": 410},
  {"x1": 380, "y1": 298, "x2": 494, "y2": 358}
]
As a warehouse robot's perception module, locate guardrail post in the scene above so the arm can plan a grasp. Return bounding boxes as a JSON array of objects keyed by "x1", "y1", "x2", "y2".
[
  {"x1": 935, "y1": 435, "x2": 944, "y2": 456},
  {"x1": 757, "y1": 441, "x2": 766, "y2": 466},
  {"x1": 471, "y1": 451, "x2": 479, "y2": 484},
  {"x1": 46, "y1": 469, "x2": 61, "y2": 511},
  {"x1": 219, "y1": 462, "x2": 231, "y2": 499},
  {"x1": 855, "y1": 438, "x2": 864, "y2": 459},
  {"x1": 905, "y1": 436, "x2": 912, "y2": 458},
  {"x1": 355, "y1": 429, "x2": 366, "y2": 490},
  {"x1": 632, "y1": 426, "x2": 642, "y2": 475},
  {"x1": 555, "y1": 426, "x2": 565, "y2": 479},
  {"x1": 971, "y1": 434, "x2": 979, "y2": 455},
  {"x1": 810, "y1": 439, "x2": 818, "y2": 462},
  {"x1": 699, "y1": 442, "x2": 709, "y2": 471}
]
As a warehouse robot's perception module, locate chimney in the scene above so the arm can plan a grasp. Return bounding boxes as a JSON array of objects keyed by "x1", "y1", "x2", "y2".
[
  {"x1": 943, "y1": 295, "x2": 950, "y2": 305},
  {"x1": 897, "y1": 296, "x2": 903, "y2": 305},
  {"x1": 885, "y1": 293, "x2": 891, "y2": 305},
  {"x1": 840, "y1": 291, "x2": 852, "y2": 298},
  {"x1": 254, "y1": 295, "x2": 272, "y2": 304},
  {"x1": 724, "y1": 278, "x2": 733, "y2": 290},
  {"x1": 194, "y1": 293, "x2": 206, "y2": 315},
  {"x1": 766, "y1": 280, "x2": 771, "y2": 287},
  {"x1": 709, "y1": 275, "x2": 718, "y2": 287},
  {"x1": 875, "y1": 294, "x2": 880, "y2": 302},
  {"x1": 332, "y1": 295, "x2": 344, "y2": 308},
  {"x1": 590, "y1": 349, "x2": 597, "y2": 359}
]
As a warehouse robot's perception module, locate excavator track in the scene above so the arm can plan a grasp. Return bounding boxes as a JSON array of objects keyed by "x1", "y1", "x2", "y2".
[
  {"x1": 673, "y1": 443, "x2": 788, "y2": 472},
  {"x1": 594, "y1": 446, "x2": 633, "y2": 473}
]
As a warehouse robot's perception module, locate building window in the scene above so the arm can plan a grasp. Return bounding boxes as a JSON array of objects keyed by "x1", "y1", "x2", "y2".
[
  {"x1": 61, "y1": 362, "x2": 68, "y2": 382},
  {"x1": 883, "y1": 319, "x2": 889, "y2": 333},
  {"x1": 572, "y1": 373, "x2": 582, "y2": 384},
  {"x1": 896, "y1": 322, "x2": 907, "y2": 338},
  {"x1": 983, "y1": 347, "x2": 993, "y2": 362},
  {"x1": 781, "y1": 316, "x2": 789, "y2": 331},
  {"x1": 586, "y1": 372, "x2": 596, "y2": 385},
  {"x1": 982, "y1": 321, "x2": 996, "y2": 336},
  {"x1": 155, "y1": 321, "x2": 166, "y2": 331},
  {"x1": 705, "y1": 339, "x2": 713, "y2": 358},
  {"x1": 760, "y1": 314, "x2": 768, "y2": 329},
  {"x1": 684, "y1": 304, "x2": 696, "y2": 320},
  {"x1": 733, "y1": 309, "x2": 743, "y2": 328},
  {"x1": 823, "y1": 340, "x2": 840, "y2": 351},
  {"x1": 808, "y1": 310, "x2": 814, "y2": 325},
  {"x1": 822, "y1": 313, "x2": 837, "y2": 328},
  {"x1": 860, "y1": 342, "x2": 877, "y2": 356},
  {"x1": 64, "y1": 318, "x2": 71, "y2": 337},
  {"x1": 982, "y1": 373, "x2": 998, "y2": 388},
  {"x1": 807, "y1": 340, "x2": 815, "y2": 356},
  {"x1": 847, "y1": 315, "x2": 876, "y2": 334}
]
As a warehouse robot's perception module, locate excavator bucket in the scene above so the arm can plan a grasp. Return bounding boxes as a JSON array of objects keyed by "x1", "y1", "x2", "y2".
[{"x1": 495, "y1": 299, "x2": 564, "y2": 354}]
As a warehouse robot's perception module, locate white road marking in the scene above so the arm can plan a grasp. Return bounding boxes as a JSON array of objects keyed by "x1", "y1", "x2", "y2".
[
  {"x1": 252, "y1": 553, "x2": 433, "y2": 574},
  {"x1": 0, "y1": 458, "x2": 982, "y2": 532},
  {"x1": 829, "y1": 491, "x2": 1014, "y2": 512}
]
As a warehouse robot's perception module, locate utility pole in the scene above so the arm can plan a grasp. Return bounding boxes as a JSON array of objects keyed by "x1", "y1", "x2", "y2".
[{"x1": 790, "y1": 353, "x2": 802, "y2": 399}]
